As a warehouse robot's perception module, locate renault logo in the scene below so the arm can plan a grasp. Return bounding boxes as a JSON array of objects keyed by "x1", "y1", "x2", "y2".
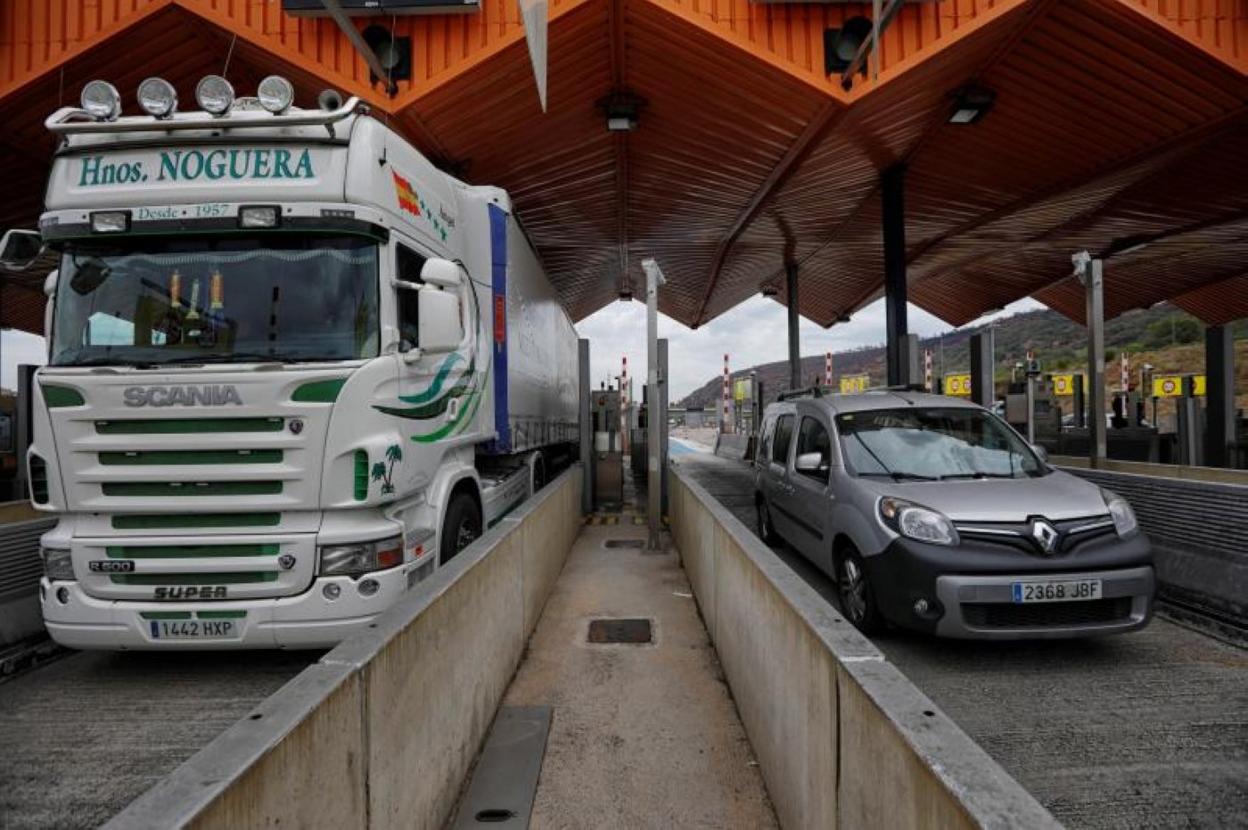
[{"x1": 1030, "y1": 520, "x2": 1060, "y2": 554}]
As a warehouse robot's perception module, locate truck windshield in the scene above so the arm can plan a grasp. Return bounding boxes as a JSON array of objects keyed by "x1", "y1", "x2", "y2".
[
  {"x1": 835, "y1": 407, "x2": 1044, "y2": 480},
  {"x1": 50, "y1": 235, "x2": 379, "y2": 366}
]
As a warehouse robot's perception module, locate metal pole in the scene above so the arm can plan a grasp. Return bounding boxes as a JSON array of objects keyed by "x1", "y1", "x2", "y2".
[
  {"x1": 882, "y1": 164, "x2": 908, "y2": 386},
  {"x1": 1205, "y1": 325, "x2": 1234, "y2": 468},
  {"x1": 1081, "y1": 256, "x2": 1107, "y2": 466},
  {"x1": 786, "y1": 262, "x2": 801, "y2": 391},
  {"x1": 969, "y1": 332, "x2": 993, "y2": 407},
  {"x1": 1025, "y1": 377, "x2": 1036, "y2": 444},
  {"x1": 578, "y1": 339, "x2": 592, "y2": 514},
  {"x1": 659, "y1": 337, "x2": 669, "y2": 516},
  {"x1": 642, "y1": 258, "x2": 666, "y2": 550}
]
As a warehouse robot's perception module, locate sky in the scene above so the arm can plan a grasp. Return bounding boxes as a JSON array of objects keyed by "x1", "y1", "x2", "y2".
[
  {"x1": 574, "y1": 294, "x2": 1045, "y2": 402},
  {"x1": 0, "y1": 329, "x2": 46, "y2": 391}
]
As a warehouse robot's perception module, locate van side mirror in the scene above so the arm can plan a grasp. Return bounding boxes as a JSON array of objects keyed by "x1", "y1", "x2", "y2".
[
  {"x1": 0, "y1": 230, "x2": 43, "y2": 271},
  {"x1": 795, "y1": 452, "x2": 825, "y2": 473},
  {"x1": 418, "y1": 284, "x2": 463, "y2": 353},
  {"x1": 420, "y1": 258, "x2": 461, "y2": 288}
]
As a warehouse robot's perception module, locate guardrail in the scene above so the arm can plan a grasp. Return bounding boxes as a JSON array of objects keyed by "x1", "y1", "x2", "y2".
[
  {"x1": 1052, "y1": 458, "x2": 1247, "y2": 629},
  {"x1": 108, "y1": 466, "x2": 583, "y2": 830},
  {"x1": 669, "y1": 467, "x2": 1058, "y2": 829}
]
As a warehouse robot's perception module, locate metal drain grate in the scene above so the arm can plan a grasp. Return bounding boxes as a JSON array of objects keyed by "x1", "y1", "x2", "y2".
[
  {"x1": 604, "y1": 539, "x2": 646, "y2": 549},
  {"x1": 588, "y1": 618, "x2": 653, "y2": 644}
]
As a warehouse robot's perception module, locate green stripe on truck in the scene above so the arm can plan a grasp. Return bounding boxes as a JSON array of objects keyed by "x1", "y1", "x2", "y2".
[
  {"x1": 111, "y1": 572, "x2": 279, "y2": 585},
  {"x1": 112, "y1": 513, "x2": 282, "y2": 529},
  {"x1": 102, "y1": 481, "x2": 283, "y2": 496},
  {"x1": 99, "y1": 449, "x2": 283, "y2": 465},
  {"x1": 106, "y1": 544, "x2": 280, "y2": 559},
  {"x1": 95, "y1": 418, "x2": 284, "y2": 434}
]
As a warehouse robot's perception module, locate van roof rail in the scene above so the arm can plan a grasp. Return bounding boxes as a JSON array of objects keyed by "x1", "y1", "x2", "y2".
[
  {"x1": 777, "y1": 385, "x2": 826, "y2": 401},
  {"x1": 865, "y1": 384, "x2": 929, "y2": 393}
]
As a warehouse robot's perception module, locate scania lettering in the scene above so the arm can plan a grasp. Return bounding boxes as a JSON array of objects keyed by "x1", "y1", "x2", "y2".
[{"x1": 19, "y1": 76, "x2": 579, "y2": 650}]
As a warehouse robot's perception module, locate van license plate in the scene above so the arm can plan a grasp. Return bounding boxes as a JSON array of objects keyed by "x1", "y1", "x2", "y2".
[
  {"x1": 1012, "y1": 579, "x2": 1102, "y2": 603},
  {"x1": 149, "y1": 620, "x2": 237, "y2": 640}
]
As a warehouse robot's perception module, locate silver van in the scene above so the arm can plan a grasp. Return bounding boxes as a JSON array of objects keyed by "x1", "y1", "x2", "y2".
[{"x1": 753, "y1": 390, "x2": 1154, "y2": 639}]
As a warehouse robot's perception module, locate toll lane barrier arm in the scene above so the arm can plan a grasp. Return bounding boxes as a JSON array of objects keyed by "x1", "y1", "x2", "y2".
[{"x1": 105, "y1": 466, "x2": 583, "y2": 830}]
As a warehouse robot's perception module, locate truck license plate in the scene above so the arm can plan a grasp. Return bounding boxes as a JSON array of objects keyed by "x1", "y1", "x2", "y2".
[
  {"x1": 149, "y1": 620, "x2": 237, "y2": 640},
  {"x1": 1012, "y1": 579, "x2": 1102, "y2": 603}
]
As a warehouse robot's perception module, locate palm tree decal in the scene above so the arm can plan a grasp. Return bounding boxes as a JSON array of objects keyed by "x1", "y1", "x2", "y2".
[{"x1": 370, "y1": 443, "x2": 402, "y2": 495}]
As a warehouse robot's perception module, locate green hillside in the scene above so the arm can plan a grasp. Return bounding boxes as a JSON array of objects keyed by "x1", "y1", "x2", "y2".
[{"x1": 678, "y1": 305, "x2": 1248, "y2": 410}]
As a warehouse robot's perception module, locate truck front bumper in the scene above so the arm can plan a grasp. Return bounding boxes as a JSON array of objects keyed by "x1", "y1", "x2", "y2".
[{"x1": 40, "y1": 565, "x2": 415, "y2": 650}]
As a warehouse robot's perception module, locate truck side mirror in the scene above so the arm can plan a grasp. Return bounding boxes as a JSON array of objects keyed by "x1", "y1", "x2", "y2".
[
  {"x1": 420, "y1": 258, "x2": 461, "y2": 288},
  {"x1": 0, "y1": 229, "x2": 43, "y2": 271},
  {"x1": 418, "y1": 284, "x2": 463, "y2": 353}
]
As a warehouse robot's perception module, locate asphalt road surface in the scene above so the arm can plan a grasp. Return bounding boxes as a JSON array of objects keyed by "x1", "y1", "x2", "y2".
[
  {"x1": 675, "y1": 450, "x2": 1248, "y2": 830},
  {"x1": 0, "y1": 648, "x2": 316, "y2": 829}
]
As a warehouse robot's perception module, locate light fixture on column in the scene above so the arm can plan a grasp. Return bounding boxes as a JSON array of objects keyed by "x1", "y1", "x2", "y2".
[{"x1": 600, "y1": 92, "x2": 643, "y2": 133}]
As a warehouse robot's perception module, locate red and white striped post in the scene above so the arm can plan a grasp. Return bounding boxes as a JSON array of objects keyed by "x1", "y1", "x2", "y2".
[
  {"x1": 924, "y1": 349, "x2": 933, "y2": 392},
  {"x1": 824, "y1": 352, "x2": 833, "y2": 388},
  {"x1": 722, "y1": 354, "x2": 731, "y2": 434},
  {"x1": 621, "y1": 355, "x2": 629, "y2": 452}
]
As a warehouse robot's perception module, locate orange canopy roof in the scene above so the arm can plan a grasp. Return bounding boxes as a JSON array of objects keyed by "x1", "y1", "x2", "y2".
[{"x1": 1, "y1": 0, "x2": 1246, "y2": 335}]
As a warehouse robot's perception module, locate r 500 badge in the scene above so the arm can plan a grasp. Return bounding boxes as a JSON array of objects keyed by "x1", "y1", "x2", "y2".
[{"x1": 89, "y1": 560, "x2": 134, "y2": 573}]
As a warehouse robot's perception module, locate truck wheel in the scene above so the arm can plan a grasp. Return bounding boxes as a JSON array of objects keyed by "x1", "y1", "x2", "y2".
[
  {"x1": 440, "y1": 492, "x2": 482, "y2": 565},
  {"x1": 838, "y1": 548, "x2": 884, "y2": 635},
  {"x1": 532, "y1": 455, "x2": 547, "y2": 492},
  {"x1": 756, "y1": 497, "x2": 781, "y2": 545}
]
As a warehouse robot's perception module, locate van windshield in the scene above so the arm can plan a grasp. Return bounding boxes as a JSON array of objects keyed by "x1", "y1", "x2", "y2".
[
  {"x1": 835, "y1": 407, "x2": 1044, "y2": 480},
  {"x1": 51, "y1": 235, "x2": 379, "y2": 367}
]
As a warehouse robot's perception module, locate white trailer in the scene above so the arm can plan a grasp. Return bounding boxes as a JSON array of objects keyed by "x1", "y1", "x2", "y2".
[{"x1": 18, "y1": 76, "x2": 578, "y2": 649}]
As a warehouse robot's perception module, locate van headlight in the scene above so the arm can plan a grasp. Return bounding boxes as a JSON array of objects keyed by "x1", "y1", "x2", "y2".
[
  {"x1": 318, "y1": 535, "x2": 403, "y2": 578},
  {"x1": 879, "y1": 497, "x2": 959, "y2": 546},
  {"x1": 1103, "y1": 491, "x2": 1138, "y2": 538},
  {"x1": 41, "y1": 547, "x2": 75, "y2": 581}
]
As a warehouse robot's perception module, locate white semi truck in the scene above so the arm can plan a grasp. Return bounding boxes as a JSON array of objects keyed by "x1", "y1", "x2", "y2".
[{"x1": 14, "y1": 76, "x2": 579, "y2": 649}]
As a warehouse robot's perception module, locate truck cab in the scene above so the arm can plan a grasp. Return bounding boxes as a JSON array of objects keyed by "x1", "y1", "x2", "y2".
[{"x1": 23, "y1": 76, "x2": 577, "y2": 649}]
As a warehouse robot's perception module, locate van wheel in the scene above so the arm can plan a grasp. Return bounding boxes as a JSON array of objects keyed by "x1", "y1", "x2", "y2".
[
  {"x1": 440, "y1": 492, "x2": 482, "y2": 565},
  {"x1": 838, "y1": 548, "x2": 884, "y2": 635},
  {"x1": 756, "y1": 497, "x2": 781, "y2": 545}
]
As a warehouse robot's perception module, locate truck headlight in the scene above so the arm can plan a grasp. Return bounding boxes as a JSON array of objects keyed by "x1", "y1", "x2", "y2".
[
  {"x1": 41, "y1": 547, "x2": 75, "y2": 581},
  {"x1": 318, "y1": 535, "x2": 403, "y2": 578},
  {"x1": 879, "y1": 497, "x2": 959, "y2": 546},
  {"x1": 1103, "y1": 490, "x2": 1138, "y2": 538}
]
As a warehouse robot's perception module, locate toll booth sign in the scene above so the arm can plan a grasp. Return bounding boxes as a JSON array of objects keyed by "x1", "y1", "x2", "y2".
[
  {"x1": 944, "y1": 373, "x2": 972, "y2": 396},
  {"x1": 1050, "y1": 374, "x2": 1088, "y2": 396},
  {"x1": 1152, "y1": 374, "x2": 1206, "y2": 398},
  {"x1": 839, "y1": 374, "x2": 870, "y2": 394}
]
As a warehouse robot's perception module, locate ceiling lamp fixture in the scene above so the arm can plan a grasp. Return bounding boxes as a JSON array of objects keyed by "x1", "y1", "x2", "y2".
[
  {"x1": 600, "y1": 92, "x2": 643, "y2": 133},
  {"x1": 363, "y1": 24, "x2": 412, "y2": 93},
  {"x1": 949, "y1": 86, "x2": 996, "y2": 125},
  {"x1": 761, "y1": 284, "x2": 779, "y2": 298},
  {"x1": 823, "y1": 17, "x2": 874, "y2": 75}
]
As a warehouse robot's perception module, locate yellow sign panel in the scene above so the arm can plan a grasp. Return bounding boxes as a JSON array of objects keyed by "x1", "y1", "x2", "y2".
[
  {"x1": 839, "y1": 374, "x2": 870, "y2": 394},
  {"x1": 944, "y1": 373, "x2": 972, "y2": 396},
  {"x1": 734, "y1": 379, "x2": 748, "y2": 402},
  {"x1": 1050, "y1": 373, "x2": 1086, "y2": 396},
  {"x1": 1152, "y1": 374, "x2": 1205, "y2": 398}
]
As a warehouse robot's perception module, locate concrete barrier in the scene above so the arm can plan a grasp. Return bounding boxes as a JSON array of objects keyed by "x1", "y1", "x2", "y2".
[
  {"x1": 108, "y1": 466, "x2": 583, "y2": 830},
  {"x1": 1053, "y1": 459, "x2": 1248, "y2": 627},
  {"x1": 669, "y1": 467, "x2": 1059, "y2": 830}
]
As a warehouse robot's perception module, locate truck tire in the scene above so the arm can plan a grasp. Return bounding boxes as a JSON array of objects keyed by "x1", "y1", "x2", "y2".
[
  {"x1": 440, "y1": 492, "x2": 482, "y2": 565},
  {"x1": 838, "y1": 547, "x2": 884, "y2": 636}
]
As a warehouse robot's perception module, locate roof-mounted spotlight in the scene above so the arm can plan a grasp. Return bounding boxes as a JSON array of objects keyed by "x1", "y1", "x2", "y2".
[
  {"x1": 600, "y1": 92, "x2": 643, "y2": 133},
  {"x1": 949, "y1": 86, "x2": 996, "y2": 125},
  {"x1": 823, "y1": 17, "x2": 873, "y2": 75},
  {"x1": 196, "y1": 75, "x2": 235, "y2": 116},
  {"x1": 258, "y1": 75, "x2": 295, "y2": 114},
  {"x1": 137, "y1": 77, "x2": 177, "y2": 119},
  {"x1": 81, "y1": 80, "x2": 121, "y2": 122}
]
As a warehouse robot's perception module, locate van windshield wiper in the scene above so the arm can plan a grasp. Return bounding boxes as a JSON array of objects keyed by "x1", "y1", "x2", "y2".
[
  {"x1": 857, "y1": 471, "x2": 940, "y2": 482},
  {"x1": 939, "y1": 472, "x2": 1019, "y2": 480}
]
